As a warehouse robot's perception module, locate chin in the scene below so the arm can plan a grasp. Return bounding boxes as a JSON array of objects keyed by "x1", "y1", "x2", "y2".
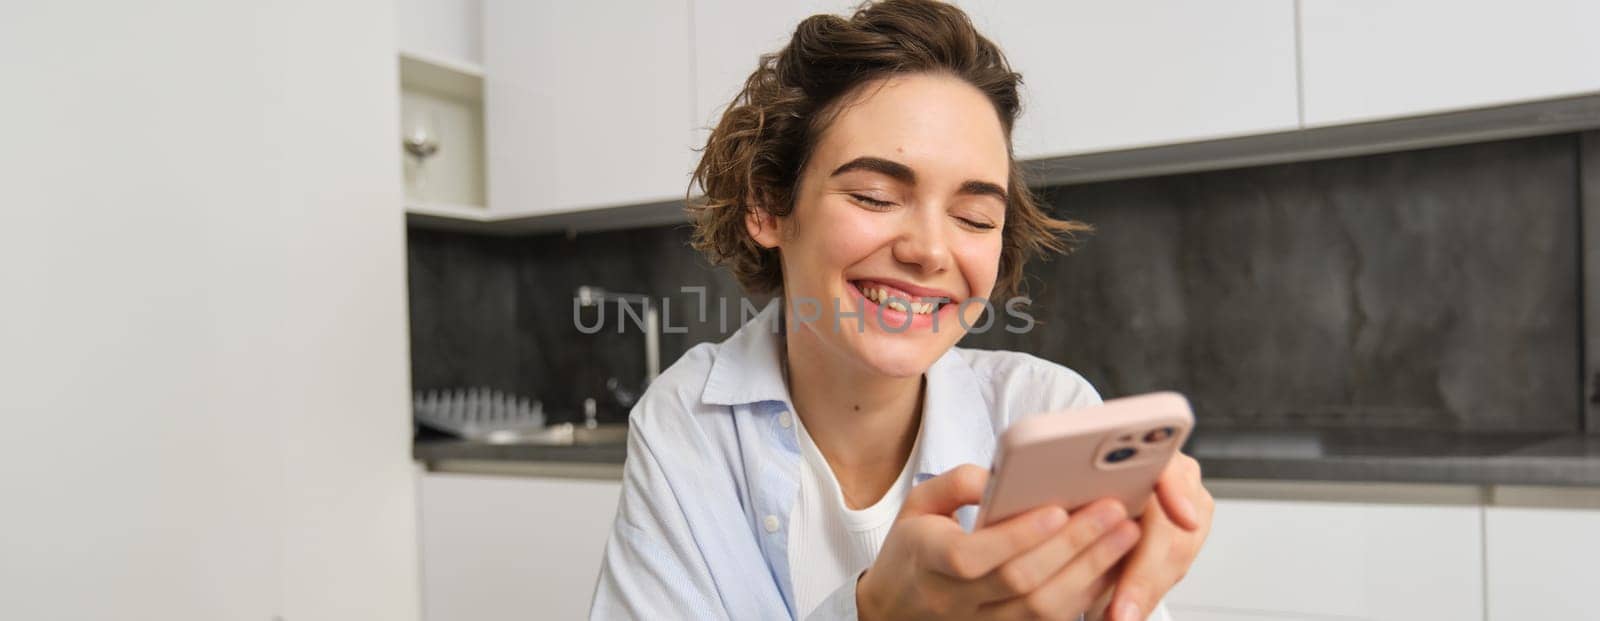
[{"x1": 851, "y1": 337, "x2": 946, "y2": 379}]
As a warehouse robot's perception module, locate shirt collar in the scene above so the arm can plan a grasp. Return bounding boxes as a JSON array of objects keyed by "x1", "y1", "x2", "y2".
[
  {"x1": 700, "y1": 297, "x2": 995, "y2": 477},
  {"x1": 700, "y1": 298, "x2": 790, "y2": 407}
]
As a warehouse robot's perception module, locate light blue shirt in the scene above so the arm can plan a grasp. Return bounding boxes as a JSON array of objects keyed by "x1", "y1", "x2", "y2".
[{"x1": 590, "y1": 298, "x2": 1172, "y2": 620}]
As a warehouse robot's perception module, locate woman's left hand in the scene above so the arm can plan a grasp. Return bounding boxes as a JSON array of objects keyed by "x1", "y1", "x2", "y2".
[{"x1": 1099, "y1": 452, "x2": 1214, "y2": 621}]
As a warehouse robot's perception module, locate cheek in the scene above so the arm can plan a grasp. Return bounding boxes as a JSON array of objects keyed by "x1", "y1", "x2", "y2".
[
  {"x1": 808, "y1": 202, "x2": 893, "y2": 264},
  {"x1": 954, "y1": 235, "x2": 1004, "y2": 299}
]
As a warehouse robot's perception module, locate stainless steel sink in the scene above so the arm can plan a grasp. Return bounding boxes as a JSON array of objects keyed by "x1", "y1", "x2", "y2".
[{"x1": 481, "y1": 422, "x2": 629, "y2": 446}]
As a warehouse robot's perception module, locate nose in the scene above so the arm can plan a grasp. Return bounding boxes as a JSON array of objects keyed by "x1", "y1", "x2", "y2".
[{"x1": 890, "y1": 205, "x2": 954, "y2": 275}]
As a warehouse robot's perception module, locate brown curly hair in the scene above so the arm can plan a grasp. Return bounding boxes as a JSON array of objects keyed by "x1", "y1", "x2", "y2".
[{"x1": 687, "y1": 0, "x2": 1089, "y2": 299}]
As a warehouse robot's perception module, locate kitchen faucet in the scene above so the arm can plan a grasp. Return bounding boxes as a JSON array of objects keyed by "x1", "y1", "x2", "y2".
[{"x1": 575, "y1": 286, "x2": 661, "y2": 387}]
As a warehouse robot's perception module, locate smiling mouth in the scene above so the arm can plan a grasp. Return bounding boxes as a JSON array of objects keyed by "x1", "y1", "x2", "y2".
[{"x1": 849, "y1": 280, "x2": 951, "y2": 315}]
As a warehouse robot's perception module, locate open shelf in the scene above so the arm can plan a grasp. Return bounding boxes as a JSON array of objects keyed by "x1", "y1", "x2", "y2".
[
  {"x1": 399, "y1": 49, "x2": 487, "y2": 213},
  {"x1": 399, "y1": 50, "x2": 483, "y2": 103},
  {"x1": 406, "y1": 201, "x2": 488, "y2": 221}
]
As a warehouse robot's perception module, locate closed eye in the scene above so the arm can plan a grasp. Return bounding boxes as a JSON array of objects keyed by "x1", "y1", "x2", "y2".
[
  {"x1": 849, "y1": 193, "x2": 895, "y2": 209},
  {"x1": 959, "y1": 217, "x2": 997, "y2": 231}
]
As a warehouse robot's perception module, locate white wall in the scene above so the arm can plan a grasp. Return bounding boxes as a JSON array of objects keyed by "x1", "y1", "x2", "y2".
[{"x1": 0, "y1": 2, "x2": 419, "y2": 620}]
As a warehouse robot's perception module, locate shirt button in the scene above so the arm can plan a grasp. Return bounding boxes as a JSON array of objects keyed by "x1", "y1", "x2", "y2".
[
  {"x1": 778, "y1": 411, "x2": 793, "y2": 429},
  {"x1": 763, "y1": 515, "x2": 781, "y2": 533}
]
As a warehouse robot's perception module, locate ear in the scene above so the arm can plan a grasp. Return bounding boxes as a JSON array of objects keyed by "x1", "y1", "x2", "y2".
[{"x1": 744, "y1": 200, "x2": 782, "y2": 249}]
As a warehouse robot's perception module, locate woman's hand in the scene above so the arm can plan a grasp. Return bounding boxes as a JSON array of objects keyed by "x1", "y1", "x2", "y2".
[
  {"x1": 1098, "y1": 452, "x2": 1215, "y2": 621},
  {"x1": 857, "y1": 464, "x2": 1142, "y2": 621}
]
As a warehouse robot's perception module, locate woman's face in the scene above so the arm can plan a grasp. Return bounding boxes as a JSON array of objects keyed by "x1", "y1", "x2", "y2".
[{"x1": 748, "y1": 72, "x2": 1010, "y2": 378}]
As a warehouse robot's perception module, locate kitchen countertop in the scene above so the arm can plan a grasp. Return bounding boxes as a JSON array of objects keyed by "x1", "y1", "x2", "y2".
[
  {"x1": 415, "y1": 435, "x2": 627, "y2": 465},
  {"x1": 415, "y1": 428, "x2": 1600, "y2": 487},
  {"x1": 1187, "y1": 428, "x2": 1600, "y2": 487}
]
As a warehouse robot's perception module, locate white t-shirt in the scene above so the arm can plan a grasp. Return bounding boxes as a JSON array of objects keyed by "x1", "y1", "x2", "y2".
[{"x1": 787, "y1": 411, "x2": 921, "y2": 619}]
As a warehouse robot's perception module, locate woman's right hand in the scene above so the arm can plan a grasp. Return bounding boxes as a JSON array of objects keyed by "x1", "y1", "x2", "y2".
[{"x1": 856, "y1": 464, "x2": 1141, "y2": 621}]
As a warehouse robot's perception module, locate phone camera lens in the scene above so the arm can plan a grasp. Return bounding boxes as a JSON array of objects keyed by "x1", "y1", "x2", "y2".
[
  {"x1": 1104, "y1": 447, "x2": 1138, "y2": 464},
  {"x1": 1143, "y1": 427, "x2": 1175, "y2": 443}
]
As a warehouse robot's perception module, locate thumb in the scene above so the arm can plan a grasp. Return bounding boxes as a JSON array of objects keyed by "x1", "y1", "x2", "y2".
[{"x1": 898, "y1": 463, "x2": 988, "y2": 520}]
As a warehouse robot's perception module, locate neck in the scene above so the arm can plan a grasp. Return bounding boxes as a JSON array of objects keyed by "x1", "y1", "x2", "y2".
[{"x1": 782, "y1": 302, "x2": 922, "y2": 506}]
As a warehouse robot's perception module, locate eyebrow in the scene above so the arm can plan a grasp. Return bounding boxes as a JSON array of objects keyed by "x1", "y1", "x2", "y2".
[{"x1": 829, "y1": 156, "x2": 1008, "y2": 203}]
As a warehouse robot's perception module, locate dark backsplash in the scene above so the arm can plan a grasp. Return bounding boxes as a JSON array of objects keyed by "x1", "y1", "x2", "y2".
[{"x1": 408, "y1": 132, "x2": 1588, "y2": 432}]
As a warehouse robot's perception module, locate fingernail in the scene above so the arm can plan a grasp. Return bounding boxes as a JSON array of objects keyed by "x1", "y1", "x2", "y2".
[
  {"x1": 1115, "y1": 601, "x2": 1140, "y2": 621},
  {"x1": 1038, "y1": 507, "x2": 1068, "y2": 532}
]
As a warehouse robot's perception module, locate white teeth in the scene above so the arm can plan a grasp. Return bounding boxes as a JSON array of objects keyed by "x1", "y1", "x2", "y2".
[{"x1": 857, "y1": 282, "x2": 941, "y2": 315}]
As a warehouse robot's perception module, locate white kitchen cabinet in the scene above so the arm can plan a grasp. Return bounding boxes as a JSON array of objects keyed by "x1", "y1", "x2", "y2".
[
  {"x1": 1300, "y1": 0, "x2": 1600, "y2": 126},
  {"x1": 1167, "y1": 498, "x2": 1485, "y2": 621},
  {"x1": 419, "y1": 472, "x2": 622, "y2": 621},
  {"x1": 395, "y1": 0, "x2": 482, "y2": 67},
  {"x1": 483, "y1": 1, "x2": 695, "y2": 218},
  {"x1": 430, "y1": 0, "x2": 1600, "y2": 230},
  {"x1": 961, "y1": 0, "x2": 1300, "y2": 159},
  {"x1": 691, "y1": 0, "x2": 858, "y2": 150},
  {"x1": 1485, "y1": 501, "x2": 1600, "y2": 619},
  {"x1": 694, "y1": 1, "x2": 1299, "y2": 163}
]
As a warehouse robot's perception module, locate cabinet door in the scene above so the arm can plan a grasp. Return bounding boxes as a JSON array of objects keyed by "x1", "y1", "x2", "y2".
[
  {"x1": 1167, "y1": 498, "x2": 1484, "y2": 620},
  {"x1": 691, "y1": 1, "x2": 857, "y2": 150},
  {"x1": 419, "y1": 472, "x2": 622, "y2": 621},
  {"x1": 961, "y1": 0, "x2": 1299, "y2": 159},
  {"x1": 483, "y1": 1, "x2": 694, "y2": 217},
  {"x1": 395, "y1": 0, "x2": 481, "y2": 65},
  {"x1": 1485, "y1": 503, "x2": 1600, "y2": 619},
  {"x1": 1301, "y1": 0, "x2": 1600, "y2": 126}
]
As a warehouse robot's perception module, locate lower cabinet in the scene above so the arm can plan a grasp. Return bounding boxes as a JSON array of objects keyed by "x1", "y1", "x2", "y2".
[
  {"x1": 1484, "y1": 500, "x2": 1600, "y2": 620},
  {"x1": 1166, "y1": 497, "x2": 1485, "y2": 621},
  {"x1": 413, "y1": 474, "x2": 1598, "y2": 621},
  {"x1": 418, "y1": 471, "x2": 622, "y2": 621}
]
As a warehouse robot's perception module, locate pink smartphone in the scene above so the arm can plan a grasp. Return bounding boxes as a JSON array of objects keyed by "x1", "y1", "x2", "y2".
[{"x1": 975, "y1": 391, "x2": 1194, "y2": 528}]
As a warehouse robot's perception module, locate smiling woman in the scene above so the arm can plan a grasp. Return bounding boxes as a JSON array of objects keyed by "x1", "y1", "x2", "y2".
[
  {"x1": 687, "y1": 2, "x2": 1086, "y2": 302},
  {"x1": 591, "y1": 2, "x2": 1213, "y2": 620}
]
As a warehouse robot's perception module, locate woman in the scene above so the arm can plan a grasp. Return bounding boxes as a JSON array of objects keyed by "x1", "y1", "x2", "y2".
[{"x1": 591, "y1": 1, "x2": 1213, "y2": 619}]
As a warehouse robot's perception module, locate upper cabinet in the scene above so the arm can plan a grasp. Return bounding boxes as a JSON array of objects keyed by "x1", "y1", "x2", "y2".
[
  {"x1": 691, "y1": 1, "x2": 859, "y2": 149},
  {"x1": 694, "y1": 0, "x2": 1301, "y2": 162},
  {"x1": 483, "y1": 1, "x2": 695, "y2": 218},
  {"x1": 395, "y1": 0, "x2": 482, "y2": 67},
  {"x1": 405, "y1": 0, "x2": 1600, "y2": 229},
  {"x1": 961, "y1": 0, "x2": 1300, "y2": 159},
  {"x1": 1300, "y1": 0, "x2": 1600, "y2": 126}
]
